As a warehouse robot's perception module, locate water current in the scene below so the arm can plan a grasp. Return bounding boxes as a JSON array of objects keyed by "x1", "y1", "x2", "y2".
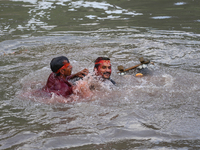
[{"x1": 1, "y1": 0, "x2": 200, "y2": 149}]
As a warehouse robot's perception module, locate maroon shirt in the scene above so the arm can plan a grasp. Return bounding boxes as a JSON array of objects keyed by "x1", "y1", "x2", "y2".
[{"x1": 43, "y1": 73, "x2": 73, "y2": 98}]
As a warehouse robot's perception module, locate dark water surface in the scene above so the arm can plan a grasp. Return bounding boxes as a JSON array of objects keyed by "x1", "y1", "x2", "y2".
[{"x1": 1, "y1": 0, "x2": 200, "y2": 149}]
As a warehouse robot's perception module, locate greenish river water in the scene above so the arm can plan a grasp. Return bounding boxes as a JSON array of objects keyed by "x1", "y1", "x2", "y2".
[{"x1": 1, "y1": 0, "x2": 200, "y2": 149}]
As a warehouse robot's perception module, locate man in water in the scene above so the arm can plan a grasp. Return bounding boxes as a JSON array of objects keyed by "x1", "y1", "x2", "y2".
[
  {"x1": 43, "y1": 56, "x2": 89, "y2": 98},
  {"x1": 93, "y1": 57, "x2": 115, "y2": 85}
]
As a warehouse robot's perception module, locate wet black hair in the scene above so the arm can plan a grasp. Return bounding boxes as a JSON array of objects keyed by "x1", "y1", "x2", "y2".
[
  {"x1": 94, "y1": 57, "x2": 110, "y2": 69},
  {"x1": 50, "y1": 56, "x2": 69, "y2": 73}
]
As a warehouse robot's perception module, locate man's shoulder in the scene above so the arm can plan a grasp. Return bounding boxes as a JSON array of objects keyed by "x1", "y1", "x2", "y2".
[
  {"x1": 46, "y1": 73, "x2": 57, "y2": 88},
  {"x1": 47, "y1": 72, "x2": 55, "y2": 82}
]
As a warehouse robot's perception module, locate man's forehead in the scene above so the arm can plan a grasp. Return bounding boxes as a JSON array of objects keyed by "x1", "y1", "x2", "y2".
[{"x1": 99, "y1": 61, "x2": 111, "y2": 67}]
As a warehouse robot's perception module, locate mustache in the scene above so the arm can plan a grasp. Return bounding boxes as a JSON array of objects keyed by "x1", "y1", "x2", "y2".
[{"x1": 103, "y1": 72, "x2": 111, "y2": 75}]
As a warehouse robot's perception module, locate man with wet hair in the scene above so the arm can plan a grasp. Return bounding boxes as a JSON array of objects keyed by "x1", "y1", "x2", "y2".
[
  {"x1": 43, "y1": 56, "x2": 89, "y2": 98},
  {"x1": 94, "y1": 57, "x2": 115, "y2": 85}
]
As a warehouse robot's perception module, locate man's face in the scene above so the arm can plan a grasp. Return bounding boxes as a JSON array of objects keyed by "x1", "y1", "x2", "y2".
[
  {"x1": 96, "y1": 61, "x2": 111, "y2": 79},
  {"x1": 62, "y1": 60, "x2": 72, "y2": 76}
]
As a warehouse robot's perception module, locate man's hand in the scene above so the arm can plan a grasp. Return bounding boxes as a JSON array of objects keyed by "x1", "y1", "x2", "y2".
[
  {"x1": 74, "y1": 68, "x2": 89, "y2": 78},
  {"x1": 70, "y1": 68, "x2": 89, "y2": 79}
]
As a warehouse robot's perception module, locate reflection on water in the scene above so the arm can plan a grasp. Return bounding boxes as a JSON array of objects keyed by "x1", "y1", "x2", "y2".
[
  {"x1": 1, "y1": 0, "x2": 142, "y2": 38},
  {"x1": 151, "y1": 16, "x2": 172, "y2": 19},
  {"x1": 174, "y1": 2, "x2": 187, "y2": 6},
  {"x1": 1, "y1": 0, "x2": 200, "y2": 149},
  {"x1": 1, "y1": 0, "x2": 200, "y2": 41}
]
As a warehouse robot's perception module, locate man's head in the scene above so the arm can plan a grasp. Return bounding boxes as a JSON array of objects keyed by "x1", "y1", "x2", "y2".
[
  {"x1": 50, "y1": 56, "x2": 72, "y2": 76},
  {"x1": 94, "y1": 57, "x2": 111, "y2": 79}
]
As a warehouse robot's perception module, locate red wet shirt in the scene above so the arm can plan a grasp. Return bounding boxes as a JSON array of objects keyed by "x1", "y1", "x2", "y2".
[{"x1": 43, "y1": 73, "x2": 73, "y2": 97}]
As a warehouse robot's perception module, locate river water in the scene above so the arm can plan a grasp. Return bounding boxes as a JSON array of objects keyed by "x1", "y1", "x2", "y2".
[{"x1": 1, "y1": 0, "x2": 200, "y2": 149}]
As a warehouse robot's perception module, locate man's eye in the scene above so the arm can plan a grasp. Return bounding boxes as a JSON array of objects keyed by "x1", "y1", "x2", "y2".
[
  {"x1": 102, "y1": 66, "x2": 106, "y2": 69},
  {"x1": 108, "y1": 66, "x2": 111, "y2": 69}
]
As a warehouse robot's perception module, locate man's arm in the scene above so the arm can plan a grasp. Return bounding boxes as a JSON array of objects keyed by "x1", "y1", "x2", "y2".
[{"x1": 67, "y1": 68, "x2": 89, "y2": 80}]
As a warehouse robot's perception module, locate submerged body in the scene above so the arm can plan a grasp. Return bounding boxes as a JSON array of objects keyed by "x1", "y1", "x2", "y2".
[{"x1": 42, "y1": 72, "x2": 73, "y2": 98}]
